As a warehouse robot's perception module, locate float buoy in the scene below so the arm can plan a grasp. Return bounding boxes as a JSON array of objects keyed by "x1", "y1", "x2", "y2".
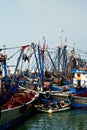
[{"x1": 48, "y1": 109, "x2": 52, "y2": 114}]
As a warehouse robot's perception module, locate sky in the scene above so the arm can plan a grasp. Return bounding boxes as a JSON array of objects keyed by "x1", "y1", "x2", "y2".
[{"x1": 0, "y1": 0, "x2": 87, "y2": 65}]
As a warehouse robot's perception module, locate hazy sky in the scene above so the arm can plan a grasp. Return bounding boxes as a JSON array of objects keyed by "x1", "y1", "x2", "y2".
[{"x1": 0, "y1": 0, "x2": 87, "y2": 56}]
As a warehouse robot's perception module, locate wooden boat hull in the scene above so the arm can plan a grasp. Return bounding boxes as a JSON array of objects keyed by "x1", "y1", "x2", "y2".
[
  {"x1": 0, "y1": 104, "x2": 36, "y2": 129},
  {"x1": 36, "y1": 106, "x2": 70, "y2": 113},
  {"x1": 0, "y1": 89, "x2": 39, "y2": 129}
]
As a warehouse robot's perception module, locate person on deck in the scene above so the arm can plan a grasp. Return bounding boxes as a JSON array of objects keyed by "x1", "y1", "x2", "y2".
[{"x1": 77, "y1": 73, "x2": 81, "y2": 87}]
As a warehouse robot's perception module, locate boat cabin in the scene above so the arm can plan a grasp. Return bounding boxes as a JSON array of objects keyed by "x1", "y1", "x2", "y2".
[{"x1": 72, "y1": 68, "x2": 87, "y2": 87}]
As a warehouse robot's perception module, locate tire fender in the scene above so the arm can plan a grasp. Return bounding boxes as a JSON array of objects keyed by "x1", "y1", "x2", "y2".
[{"x1": 45, "y1": 91, "x2": 50, "y2": 99}]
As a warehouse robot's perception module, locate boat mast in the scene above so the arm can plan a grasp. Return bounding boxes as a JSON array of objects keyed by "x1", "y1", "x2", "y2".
[
  {"x1": 31, "y1": 42, "x2": 40, "y2": 78},
  {"x1": 40, "y1": 36, "x2": 46, "y2": 85},
  {"x1": 62, "y1": 45, "x2": 67, "y2": 74},
  {"x1": 47, "y1": 50, "x2": 57, "y2": 72},
  {"x1": 11, "y1": 45, "x2": 29, "y2": 87},
  {"x1": 37, "y1": 44, "x2": 42, "y2": 78},
  {"x1": 58, "y1": 46, "x2": 62, "y2": 72}
]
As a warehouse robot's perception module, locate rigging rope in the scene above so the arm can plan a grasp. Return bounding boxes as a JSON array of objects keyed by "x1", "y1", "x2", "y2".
[{"x1": 7, "y1": 49, "x2": 21, "y2": 60}]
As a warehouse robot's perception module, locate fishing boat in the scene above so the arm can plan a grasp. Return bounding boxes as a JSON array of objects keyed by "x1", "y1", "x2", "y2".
[
  {"x1": 0, "y1": 45, "x2": 40, "y2": 129},
  {"x1": 0, "y1": 87, "x2": 39, "y2": 129},
  {"x1": 34, "y1": 99, "x2": 70, "y2": 113},
  {"x1": 38, "y1": 67, "x2": 87, "y2": 109},
  {"x1": 39, "y1": 89, "x2": 87, "y2": 109}
]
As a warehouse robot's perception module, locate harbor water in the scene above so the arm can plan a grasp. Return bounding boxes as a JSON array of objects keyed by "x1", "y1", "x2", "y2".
[{"x1": 13, "y1": 109, "x2": 87, "y2": 130}]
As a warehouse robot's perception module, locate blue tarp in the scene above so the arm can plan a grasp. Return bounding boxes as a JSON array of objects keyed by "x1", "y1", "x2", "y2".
[
  {"x1": 72, "y1": 69, "x2": 86, "y2": 73},
  {"x1": 49, "y1": 85, "x2": 60, "y2": 91}
]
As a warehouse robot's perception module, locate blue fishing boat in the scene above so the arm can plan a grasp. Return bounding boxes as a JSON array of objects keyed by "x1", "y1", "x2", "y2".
[{"x1": 0, "y1": 45, "x2": 39, "y2": 129}]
